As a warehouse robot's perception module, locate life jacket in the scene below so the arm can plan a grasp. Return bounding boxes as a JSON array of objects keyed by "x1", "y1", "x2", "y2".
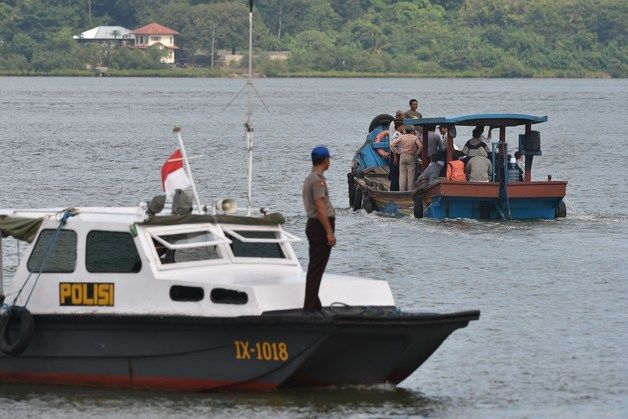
[{"x1": 447, "y1": 160, "x2": 466, "y2": 181}]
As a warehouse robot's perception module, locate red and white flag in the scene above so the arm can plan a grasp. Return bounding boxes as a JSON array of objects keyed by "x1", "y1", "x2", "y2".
[{"x1": 161, "y1": 149, "x2": 191, "y2": 196}]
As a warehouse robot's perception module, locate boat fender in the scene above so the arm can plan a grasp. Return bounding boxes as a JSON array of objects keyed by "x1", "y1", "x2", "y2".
[
  {"x1": 374, "y1": 130, "x2": 391, "y2": 158},
  {"x1": 556, "y1": 200, "x2": 567, "y2": 218},
  {"x1": 413, "y1": 195, "x2": 424, "y2": 219},
  {"x1": 353, "y1": 187, "x2": 363, "y2": 211},
  {"x1": 363, "y1": 192, "x2": 374, "y2": 213},
  {"x1": 0, "y1": 306, "x2": 34, "y2": 356},
  {"x1": 347, "y1": 173, "x2": 356, "y2": 207},
  {"x1": 368, "y1": 114, "x2": 394, "y2": 134}
]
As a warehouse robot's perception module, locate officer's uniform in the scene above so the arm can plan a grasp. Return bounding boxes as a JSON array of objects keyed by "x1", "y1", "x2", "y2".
[{"x1": 302, "y1": 169, "x2": 335, "y2": 312}]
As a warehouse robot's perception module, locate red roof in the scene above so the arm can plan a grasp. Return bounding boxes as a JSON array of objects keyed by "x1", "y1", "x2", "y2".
[{"x1": 132, "y1": 23, "x2": 179, "y2": 36}]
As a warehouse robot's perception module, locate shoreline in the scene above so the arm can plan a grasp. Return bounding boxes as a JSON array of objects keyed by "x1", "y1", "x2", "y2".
[{"x1": 0, "y1": 69, "x2": 618, "y2": 79}]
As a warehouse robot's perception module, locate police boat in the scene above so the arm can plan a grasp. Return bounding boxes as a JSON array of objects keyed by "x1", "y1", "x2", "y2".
[
  {"x1": 348, "y1": 113, "x2": 567, "y2": 219},
  {"x1": 0, "y1": 2, "x2": 479, "y2": 391},
  {"x1": 0, "y1": 200, "x2": 479, "y2": 391}
]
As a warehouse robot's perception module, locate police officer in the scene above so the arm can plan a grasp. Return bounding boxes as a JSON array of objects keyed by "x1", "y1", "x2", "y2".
[{"x1": 302, "y1": 145, "x2": 336, "y2": 312}]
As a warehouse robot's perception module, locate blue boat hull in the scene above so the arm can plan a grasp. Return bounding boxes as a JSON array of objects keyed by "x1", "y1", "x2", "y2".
[{"x1": 424, "y1": 196, "x2": 563, "y2": 220}]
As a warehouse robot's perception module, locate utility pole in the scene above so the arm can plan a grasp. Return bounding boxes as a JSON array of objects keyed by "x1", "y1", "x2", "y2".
[
  {"x1": 88, "y1": 0, "x2": 92, "y2": 23},
  {"x1": 210, "y1": 24, "x2": 216, "y2": 68}
]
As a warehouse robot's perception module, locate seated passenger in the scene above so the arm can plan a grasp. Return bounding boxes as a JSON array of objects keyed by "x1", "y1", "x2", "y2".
[
  {"x1": 462, "y1": 126, "x2": 491, "y2": 158},
  {"x1": 507, "y1": 156, "x2": 524, "y2": 182},
  {"x1": 416, "y1": 154, "x2": 443, "y2": 186},
  {"x1": 515, "y1": 150, "x2": 525, "y2": 172},
  {"x1": 446, "y1": 154, "x2": 466, "y2": 181},
  {"x1": 464, "y1": 148, "x2": 492, "y2": 182}
]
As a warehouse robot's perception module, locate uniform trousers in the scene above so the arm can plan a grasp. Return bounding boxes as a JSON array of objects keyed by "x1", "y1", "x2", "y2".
[{"x1": 304, "y1": 217, "x2": 335, "y2": 311}]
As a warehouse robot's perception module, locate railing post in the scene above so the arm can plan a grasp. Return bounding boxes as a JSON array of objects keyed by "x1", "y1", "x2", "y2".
[{"x1": 524, "y1": 123, "x2": 532, "y2": 182}]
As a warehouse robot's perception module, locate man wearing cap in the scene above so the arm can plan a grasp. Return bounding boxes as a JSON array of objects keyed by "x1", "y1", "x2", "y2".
[{"x1": 302, "y1": 146, "x2": 336, "y2": 312}]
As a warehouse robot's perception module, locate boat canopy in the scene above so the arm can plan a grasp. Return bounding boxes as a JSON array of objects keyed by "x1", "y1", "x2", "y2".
[
  {"x1": 404, "y1": 113, "x2": 548, "y2": 128},
  {"x1": 139, "y1": 213, "x2": 286, "y2": 226},
  {"x1": 0, "y1": 216, "x2": 44, "y2": 243}
]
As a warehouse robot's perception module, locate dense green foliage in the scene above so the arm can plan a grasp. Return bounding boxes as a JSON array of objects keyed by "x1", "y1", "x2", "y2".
[{"x1": 0, "y1": 0, "x2": 625, "y2": 77}]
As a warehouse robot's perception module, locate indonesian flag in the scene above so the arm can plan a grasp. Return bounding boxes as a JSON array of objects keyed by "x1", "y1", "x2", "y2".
[{"x1": 161, "y1": 149, "x2": 191, "y2": 196}]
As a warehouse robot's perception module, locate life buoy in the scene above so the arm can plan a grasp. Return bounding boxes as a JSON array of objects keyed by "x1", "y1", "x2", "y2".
[
  {"x1": 362, "y1": 193, "x2": 374, "y2": 213},
  {"x1": 556, "y1": 200, "x2": 567, "y2": 218},
  {"x1": 413, "y1": 195, "x2": 424, "y2": 218},
  {"x1": 347, "y1": 173, "x2": 356, "y2": 207},
  {"x1": 0, "y1": 306, "x2": 34, "y2": 356},
  {"x1": 353, "y1": 187, "x2": 363, "y2": 211},
  {"x1": 374, "y1": 130, "x2": 391, "y2": 158},
  {"x1": 368, "y1": 114, "x2": 394, "y2": 133}
]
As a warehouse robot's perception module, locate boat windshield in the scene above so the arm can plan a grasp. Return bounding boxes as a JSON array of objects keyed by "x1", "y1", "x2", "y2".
[
  {"x1": 224, "y1": 230, "x2": 285, "y2": 259},
  {"x1": 145, "y1": 224, "x2": 300, "y2": 268},
  {"x1": 150, "y1": 228, "x2": 228, "y2": 266}
]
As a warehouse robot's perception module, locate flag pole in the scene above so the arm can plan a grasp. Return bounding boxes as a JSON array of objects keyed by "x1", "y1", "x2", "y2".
[
  {"x1": 173, "y1": 126, "x2": 202, "y2": 213},
  {"x1": 244, "y1": 0, "x2": 255, "y2": 216}
]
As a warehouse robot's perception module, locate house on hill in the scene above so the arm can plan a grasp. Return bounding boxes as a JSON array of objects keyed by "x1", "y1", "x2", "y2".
[
  {"x1": 131, "y1": 23, "x2": 179, "y2": 64},
  {"x1": 73, "y1": 26, "x2": 134, "y2": 46}
]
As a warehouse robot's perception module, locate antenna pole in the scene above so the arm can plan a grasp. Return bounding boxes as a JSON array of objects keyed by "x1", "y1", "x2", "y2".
[
  {"x1": 244, "y1": 0, "x2": 254, "y2": 216},
  {"x1": 173, "y1": 127, "x2": 203, "y2": 213}
]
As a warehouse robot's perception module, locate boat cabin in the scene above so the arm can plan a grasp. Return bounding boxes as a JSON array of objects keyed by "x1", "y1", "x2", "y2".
[{"x1": 0, "y1": 206, "x2": 393, "y2": 317}]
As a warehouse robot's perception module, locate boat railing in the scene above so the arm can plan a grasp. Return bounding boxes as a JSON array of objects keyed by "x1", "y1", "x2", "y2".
[{"x1": 222, "y1": 228, "x2": 302, "y2": 244}]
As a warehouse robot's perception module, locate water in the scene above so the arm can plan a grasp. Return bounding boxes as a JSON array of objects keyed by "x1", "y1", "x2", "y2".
[{"x1": 0, "y1": 77, "x2": 627, "y2": 417}]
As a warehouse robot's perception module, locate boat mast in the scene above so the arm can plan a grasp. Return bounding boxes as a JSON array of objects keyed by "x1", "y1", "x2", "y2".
[
  {"x1": 244, "y1": 0, "x2": 255, "y2": 216},
  {"x1": 173, "y1": 127, "x2": 203, "y2": 213}
]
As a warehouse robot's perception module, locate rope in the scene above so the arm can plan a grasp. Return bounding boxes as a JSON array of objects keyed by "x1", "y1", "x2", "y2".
[{"x1": 11, "y1": 210, "x2": 74, "y2": 308}]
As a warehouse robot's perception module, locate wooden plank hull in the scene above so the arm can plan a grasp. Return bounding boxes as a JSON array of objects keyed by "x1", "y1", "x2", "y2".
[{"x1": 353, "y1": 176, "x2": 567, "y2": 220}]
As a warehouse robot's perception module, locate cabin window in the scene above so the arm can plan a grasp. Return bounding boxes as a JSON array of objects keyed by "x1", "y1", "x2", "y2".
[
  {"x1": 225, "y1": 230, "x2": 286, "y2": 259},
  {"x1": 27, "y1": 229, "x2": 77, "y2": 273},
  {"x1": 170, "y1": 285, "x2": 204, "y2": 302},
  {"x1": 151, "y1": 36, "x2": 161, "y2": 42},
  {"x1": 210, "y1": 288, "x2": 248, "y2": 305},
  {"x1": 153, "y1": 230, "x2": 223, "y2": 264},
  {"x1": 86, "y1": 231, "x2": 142, "y2": 273}
]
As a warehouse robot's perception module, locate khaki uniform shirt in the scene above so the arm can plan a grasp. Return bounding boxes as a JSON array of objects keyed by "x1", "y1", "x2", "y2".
[{"x1": 303, "y1": 170, "x2": 336, "y2": 219}]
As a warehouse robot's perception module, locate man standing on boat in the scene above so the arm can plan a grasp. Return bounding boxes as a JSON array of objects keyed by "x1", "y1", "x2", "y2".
[
  {"x1": 302, "y1": 146, "x2": 336, "y2": 312},
  {"x1": 404, "y1": 99, "x2": 423, "y2": 119}
]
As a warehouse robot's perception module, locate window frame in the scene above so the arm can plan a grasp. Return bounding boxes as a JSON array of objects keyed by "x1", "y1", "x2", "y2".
[
  {"x1": 85, "y1": 230, "x2": 142, "y2": 274},
  {"x1": 144, "y1": 224, "x2": 230, "y2": 270},
  {"x1": 27, "y1": 229, "x2": 78, "y2": 274},
  {"x1": 219, "y1": 225, "x2": 300, "y2": 265}
]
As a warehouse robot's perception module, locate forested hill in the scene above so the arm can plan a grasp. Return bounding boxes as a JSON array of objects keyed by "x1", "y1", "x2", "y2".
[{"x1": 0, "y1": 0, "x2": 626, "y2": 77}]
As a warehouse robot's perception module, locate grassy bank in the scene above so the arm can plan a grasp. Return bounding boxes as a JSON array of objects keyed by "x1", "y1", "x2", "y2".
[
  {"x1": 0, "y1": 68, "x2": 616, "y2": 78},
  {"x1": 0, "y1": 67, "x2": 229, "y2": 78}
]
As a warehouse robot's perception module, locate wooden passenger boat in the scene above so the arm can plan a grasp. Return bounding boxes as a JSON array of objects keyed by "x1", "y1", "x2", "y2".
[{"x1": 348, "y1": 113, "x2": 567, "y2": 220}]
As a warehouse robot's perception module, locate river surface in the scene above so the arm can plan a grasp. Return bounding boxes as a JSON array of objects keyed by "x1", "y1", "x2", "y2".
[{"x1": 0, "y1": 77, "x2": 627, "y2": 418}]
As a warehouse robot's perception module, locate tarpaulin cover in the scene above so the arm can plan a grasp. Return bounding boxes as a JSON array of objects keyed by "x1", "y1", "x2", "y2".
[
  {"x1": 0, "y1": 217, "x2": 44, "y2": 243},
  {"x1": 138, "y1": 213, "x2": 285, "y2": 226}
]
